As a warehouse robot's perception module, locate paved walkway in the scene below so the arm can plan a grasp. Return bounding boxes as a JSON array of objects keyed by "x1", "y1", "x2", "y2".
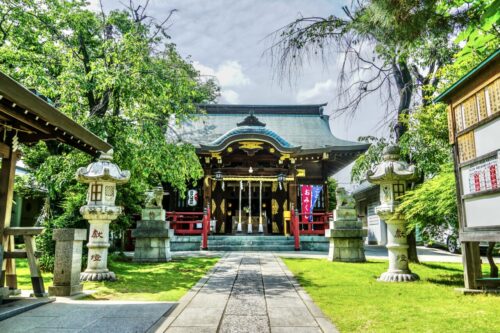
[
  {"x1": 155, "y1": 252, "x2": 337, "y2": 333},
  {"x1": 0, "y1": 299, "x2": 174, "y2": 333}
]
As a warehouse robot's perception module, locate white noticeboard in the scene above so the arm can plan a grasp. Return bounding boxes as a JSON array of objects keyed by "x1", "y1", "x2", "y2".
[
  {"x1": 464, "y1": 192, "x2": 500, "y2": 228},
  {"x1": 466, "y1": 153, "x2": 499, "y2": 194}
]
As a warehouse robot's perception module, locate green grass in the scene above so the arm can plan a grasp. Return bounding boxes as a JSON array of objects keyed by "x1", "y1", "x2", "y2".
[
  {"x1": 283, "y1": 258, "x2": 500, "y2": 333},
  {"x1": 15, "y1": 256, "x2": 219, "y2": 301}
]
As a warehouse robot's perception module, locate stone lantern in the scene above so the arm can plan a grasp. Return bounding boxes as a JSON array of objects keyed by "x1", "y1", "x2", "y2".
[
  {"x1": 367, "y1": 145, "x2": 419, "y2": 282},
  {"x1": 76, "y1": 150, "x2": 130, "y2": 281}
]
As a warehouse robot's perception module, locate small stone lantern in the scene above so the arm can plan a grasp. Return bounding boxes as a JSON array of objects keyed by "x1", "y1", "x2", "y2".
[
  {"x1": 76, "y1": 150, "x2": 130, "y2": 281},
  {"x1": 367, "y1": 145, "x2": 419, "y2": 282}
]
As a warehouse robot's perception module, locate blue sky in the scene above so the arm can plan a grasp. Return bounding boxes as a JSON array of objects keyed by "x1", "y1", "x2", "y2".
[{"x1": 90, "y1": 0, "x2": 390, "y2": 184}]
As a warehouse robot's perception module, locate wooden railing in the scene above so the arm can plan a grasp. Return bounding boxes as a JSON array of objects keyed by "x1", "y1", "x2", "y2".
[
  {"x1": 290, "y1": 211, "x2": 332, "y2": 251},
  {"x1": 166, "y1": 211, "x2": 204, "y2": 235},
  {"x1": 297, "y1": 212, "x2": 332, "y2": 235},
  {"x1": 166, "y1": 207, "x2": 210, "y2": 250}
]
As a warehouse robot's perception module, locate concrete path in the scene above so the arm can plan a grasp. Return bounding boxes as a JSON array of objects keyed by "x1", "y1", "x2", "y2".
[
  {"x1": 155, "y1": 252, "x2": 338, "y2": 333},
  {"x1": 0, "y1": 299, "x2": 174, "y2": 333}
]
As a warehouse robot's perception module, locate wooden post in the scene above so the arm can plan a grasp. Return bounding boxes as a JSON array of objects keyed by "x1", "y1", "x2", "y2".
[
  {"x1": 0, "y1": 147, "x2": 19, "y2": 290},
  {"x1": 23, "y1": 235, "x2": 46, "y2": 296},
  {"x1": 294, "y1": 209, "x2": 300, "y2": 251},
  {"x1": 201, "y1": 208, "x2": 208, "y2": 250},
  {"x1": 462, "y1": 242, "x2": 482, "y2": 290},
  {"x1": 203, "y1": 176, "x2": 211, "y2": 214}
]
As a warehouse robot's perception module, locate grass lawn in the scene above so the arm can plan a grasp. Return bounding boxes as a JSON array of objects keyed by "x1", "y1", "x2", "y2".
[
  {"x1": 15, "y1": 256, "x2": 219, "y2": 301},
  {"x1": 283, "y1": 258, "x2": 500, "y2": 333}
]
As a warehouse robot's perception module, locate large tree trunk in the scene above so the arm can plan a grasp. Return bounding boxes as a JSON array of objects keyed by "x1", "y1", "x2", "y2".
[
  {"x1": 392, "y1": 61, "x2": 419, "y2": 263},
  {"x1": 487, "y1": 242, "x2": 498, "y2": 278}
]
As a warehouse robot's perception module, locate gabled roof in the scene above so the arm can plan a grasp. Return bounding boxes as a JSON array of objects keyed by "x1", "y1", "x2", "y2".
[{"x1": 174, "y1": 104, "x2": 369, "y2": 153}]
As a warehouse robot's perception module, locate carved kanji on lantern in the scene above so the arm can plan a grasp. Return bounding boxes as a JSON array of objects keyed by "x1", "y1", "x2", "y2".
[{"x1": 77, "y1": 150, "x2": 130, "y2": 282}]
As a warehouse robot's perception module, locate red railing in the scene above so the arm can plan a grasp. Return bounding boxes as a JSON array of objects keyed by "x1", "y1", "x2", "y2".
[
  {"x1": 166, "y1": 211, "x2": 204, "y2": 235},
  {"x1": 296, "y1": 212, "x2": 332, "y2": 235},
  {"x1": 166, "y1": 207, "x2": 210, "y2": 250},
  {"x1": 290, "y1": 211, "x2": 332, "y2": 251}
]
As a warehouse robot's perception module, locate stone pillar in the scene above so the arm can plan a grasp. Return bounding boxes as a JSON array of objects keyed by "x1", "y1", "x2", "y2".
[
  {"x1": 133, "y1": 206, "x2": 174, "y2": 262},
  {"x1": 49, "y1": 229, "x2": 87, "y2": 296},
  {"x1": 76, "y1": 150, "x2": 130, "y2": 282},
  {"x1": 367, "y1": 145, "x2": 419, "y2": 282},
  {"x1": 325, "y1": 188, "x2": 366, "y2": 262}
]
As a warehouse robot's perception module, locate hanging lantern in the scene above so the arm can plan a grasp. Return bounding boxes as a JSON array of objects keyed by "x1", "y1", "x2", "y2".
[{"x1": 214, "y1": 170, "x2": 223, "y2": 181}]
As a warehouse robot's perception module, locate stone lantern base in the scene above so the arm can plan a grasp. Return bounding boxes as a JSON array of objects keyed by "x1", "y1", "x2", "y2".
[
  {"x1": 379, "y1": 271, "x2": 419, "y2": 282},
  {"x1": 80, "y1": 270, "x2": 116, "y2": 282}
]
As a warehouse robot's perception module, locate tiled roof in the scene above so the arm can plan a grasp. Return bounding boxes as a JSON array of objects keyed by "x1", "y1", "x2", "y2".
[{"x1": 173, "y1": 104, "x2": 368, "y2": 152}]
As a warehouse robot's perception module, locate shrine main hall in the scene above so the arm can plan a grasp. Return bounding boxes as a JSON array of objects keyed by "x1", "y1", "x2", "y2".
[{"x1": 164, "y1": 104, "x2": 369, "y2": 239}]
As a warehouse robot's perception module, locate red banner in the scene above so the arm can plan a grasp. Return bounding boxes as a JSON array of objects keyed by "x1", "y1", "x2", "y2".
[{"x1": 301, "y1": 185, "x2": 312, "y2": 223}]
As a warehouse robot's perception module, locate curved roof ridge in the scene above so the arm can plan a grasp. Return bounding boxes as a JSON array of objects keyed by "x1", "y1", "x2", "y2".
[{"x1": 202, "y1": 125, "x2": 297, "y2": 151}]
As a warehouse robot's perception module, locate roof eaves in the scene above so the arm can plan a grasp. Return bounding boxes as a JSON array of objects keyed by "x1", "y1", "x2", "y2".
[
  {"x1": 434, "y1": 49, "x2": 500, "y2": 103},
  {"x1": 0, "y1": 72, "x2": 112, "y2": 155}
]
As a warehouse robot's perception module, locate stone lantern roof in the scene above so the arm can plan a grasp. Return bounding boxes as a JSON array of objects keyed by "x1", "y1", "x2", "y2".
[
  {"x1": 76, "y1": 149, "x2": 130, "y2": 184},
  {"x1": 366, "y1": 145, "x2": 419, "y2": 183}
]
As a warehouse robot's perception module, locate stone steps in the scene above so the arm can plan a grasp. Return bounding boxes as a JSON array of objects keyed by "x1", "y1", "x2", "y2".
[
  {"x1": 206, "y1": 245, "x2": 296, "y2": 251},
  {"x1": 170, "y1": 235, "x2": 328, "y2": 252},
  {"x1": 206, "y1": 235, "x2": 295, "y2": 251}
]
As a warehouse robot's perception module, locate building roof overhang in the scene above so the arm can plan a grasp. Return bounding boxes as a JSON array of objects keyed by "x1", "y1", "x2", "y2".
[
  {"x1": 434, "y1": 49, "x2": 500, "y2": 103},
  {"x1": 0, "y1": 71, "x2": 112, "y2": 155}
]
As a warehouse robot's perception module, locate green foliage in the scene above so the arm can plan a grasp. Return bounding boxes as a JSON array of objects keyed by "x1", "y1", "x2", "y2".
[
  {"x1": 399, "y1": 103, "x2": 452, "y2": 176},
  {"x1": 350, "y1": 136, "x2": 388, "y2": 182},
  {"x1": 0, "y1": 0, "x2": 218, "y2": 268},
  {"x1": 398, "y1": 163, "x2": 457, "y2": 231},
  {"x1": 449, "y1": 0, "x2": 500, "y2": 68},
  {"x1": 326, "y1": 177, "x2": 338, "y2": 211}
]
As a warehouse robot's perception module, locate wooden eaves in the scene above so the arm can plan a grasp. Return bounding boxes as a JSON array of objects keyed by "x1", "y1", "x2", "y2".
[{"x1": 0, "y1": 71, "x2": 112, "y2": 156}]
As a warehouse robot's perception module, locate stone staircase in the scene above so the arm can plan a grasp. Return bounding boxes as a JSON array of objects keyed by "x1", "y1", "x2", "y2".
[
  {"x1": 170, "y1": 235, "x2": 329, "y2": 252},
  {"x1": 206, "y1": 235, "x2": 296, "y2": 251}
]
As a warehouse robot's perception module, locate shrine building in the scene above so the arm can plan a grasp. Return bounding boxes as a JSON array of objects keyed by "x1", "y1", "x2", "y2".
[{"x1": 164, "y1": 104, "x2": 369, "y2": 239}]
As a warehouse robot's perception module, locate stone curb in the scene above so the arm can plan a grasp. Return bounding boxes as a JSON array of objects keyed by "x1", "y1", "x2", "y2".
[{"x1": 275, "y1": 255, "x2": 340, "y2": 333}]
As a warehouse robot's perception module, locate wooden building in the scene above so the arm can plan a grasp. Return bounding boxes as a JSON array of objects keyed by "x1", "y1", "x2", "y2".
[
  {"x1": 167, "y1": 104, "x2": 369, "y2": 235},
  {"x1": 435, "y1": 49, "x2": 500, "y2": 290},
  {"x1": 0, "y1": 71, "x2": 111, "y2": 298}
]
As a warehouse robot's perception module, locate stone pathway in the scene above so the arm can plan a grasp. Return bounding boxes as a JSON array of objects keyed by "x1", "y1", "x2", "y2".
[
  {"x1": 155, "y1": 252, "x2": 338, "y2": 333},
  {"x1": 0, "y1": 300, "x2": 174, "y2": 333}
]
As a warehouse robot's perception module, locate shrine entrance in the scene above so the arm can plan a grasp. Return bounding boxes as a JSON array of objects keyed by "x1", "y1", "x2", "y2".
[{"x1": 209, "y1": 177, "x2": 290, "y2": 235}]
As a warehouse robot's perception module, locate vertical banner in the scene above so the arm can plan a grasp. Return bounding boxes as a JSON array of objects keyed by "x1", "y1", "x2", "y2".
[
  {"x1": 300, "y1": 185, "x2": 312, "y2": 223},
  {"x1": 309, "y1": 185, "x2": 323, "y2": 221}
]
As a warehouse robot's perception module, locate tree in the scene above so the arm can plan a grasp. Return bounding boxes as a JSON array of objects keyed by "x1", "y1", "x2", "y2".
[
  {"x1": 0, "y1": 0, "x2": 218, "y2": 270},
  {"x1": 269, "y1": 0, "x2": 497, "y2": 262},
  {"x1": 326, "y1": 177, "x2": 338, "y2": 211}
]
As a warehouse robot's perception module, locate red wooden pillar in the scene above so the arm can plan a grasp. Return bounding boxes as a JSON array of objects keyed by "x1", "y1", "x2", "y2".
[
  {"x1": 293, "y1": 209, "x2": 300, "y2": 251},
  {"x1": 201, "y1": 207, "x2": 208, "y2": 250}
]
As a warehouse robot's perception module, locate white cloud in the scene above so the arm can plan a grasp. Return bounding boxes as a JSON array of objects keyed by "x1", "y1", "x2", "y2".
[
  {"x1": 193, "y1": 60, "x2": 250, "y2": 88},
  {"x1": 296, "y1": 79, "x2": 335, "y2": 103},
  {"x1": 221, "y1": 89, "x2": 240, "y2": 104},
  {"x1": 216, "y1": 61, "x2": 250, "y2": 87},
  {"x1": 193, "y1": 60, "x2": 250, "y2": 104}
]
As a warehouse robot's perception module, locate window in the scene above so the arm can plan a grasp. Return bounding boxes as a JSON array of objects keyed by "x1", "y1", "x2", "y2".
[
  {"x1": 91, "y1": 184, "x2": 103, "y2": 202},
  {"x1": 393, "y1": 183, "x2": 405, "y2": 200}
]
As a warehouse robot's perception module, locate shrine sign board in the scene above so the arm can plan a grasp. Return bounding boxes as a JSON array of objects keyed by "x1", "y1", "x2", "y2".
[{"x1": 435, "y1": 49, "x2": 500, "y2": 241}]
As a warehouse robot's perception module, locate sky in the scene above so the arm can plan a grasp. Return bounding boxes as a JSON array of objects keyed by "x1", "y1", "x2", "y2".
[{"x1": 90, "y1": 0, "x2": 390, "y2": 186}]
